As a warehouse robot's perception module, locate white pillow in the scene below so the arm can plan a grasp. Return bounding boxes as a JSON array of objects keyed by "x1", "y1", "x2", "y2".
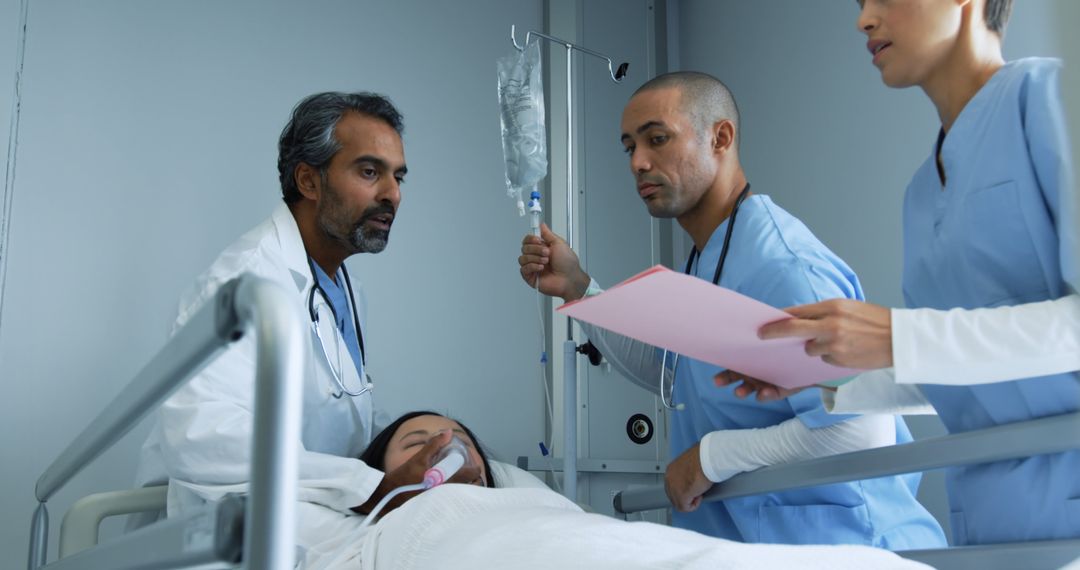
[{"x1": 489, "y1": 460, "x2": 550, "y2": 490}]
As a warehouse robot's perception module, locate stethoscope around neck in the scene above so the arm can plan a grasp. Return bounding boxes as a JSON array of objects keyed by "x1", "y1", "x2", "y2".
[
  {"x1": 660, "y1": 183, "x2": 751, "y2": 411},
  {"x1": 306, "y1": 257, "x2": 373, "y2": 399}
]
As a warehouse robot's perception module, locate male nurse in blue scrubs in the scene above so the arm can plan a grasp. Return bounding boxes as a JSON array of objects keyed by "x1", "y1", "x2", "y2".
[
  {"x1": 725, "y1": 0, "x2": 1079, "y2": 547},
  {"x1": 518, "y1": 72, "x2": 945, "y2": 548}
]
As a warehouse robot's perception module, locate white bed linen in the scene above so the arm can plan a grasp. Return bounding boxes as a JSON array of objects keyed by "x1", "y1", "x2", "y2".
[
  {"x1": 291, "y1": 461, "x2": 551, "y2": 569},
  {"x1": 356, "y1": 485, "x2": 930, "y2": 570}
]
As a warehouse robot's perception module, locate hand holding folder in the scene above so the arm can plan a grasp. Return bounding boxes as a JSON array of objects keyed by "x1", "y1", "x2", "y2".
[{"x1": 556, "y1": 266, "x2": 861, "y2": 390}]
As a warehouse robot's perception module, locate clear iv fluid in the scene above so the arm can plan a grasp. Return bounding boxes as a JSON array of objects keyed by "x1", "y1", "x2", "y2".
[{"x1": 498, "y1": 40, "x2": 548, "y2": 213}]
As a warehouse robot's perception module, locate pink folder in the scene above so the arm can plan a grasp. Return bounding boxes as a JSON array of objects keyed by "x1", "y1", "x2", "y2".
[{"x1": 557, "y1": 266, "x2": 860, "y2": 389}]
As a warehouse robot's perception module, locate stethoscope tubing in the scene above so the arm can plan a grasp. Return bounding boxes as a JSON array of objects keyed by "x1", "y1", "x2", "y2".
[
  {"x1": 660, "y1": 183, "x2": 752, "y2": 410},
  {"x1": 307, "y1": 259, "x2": 371, "y2": 398}
]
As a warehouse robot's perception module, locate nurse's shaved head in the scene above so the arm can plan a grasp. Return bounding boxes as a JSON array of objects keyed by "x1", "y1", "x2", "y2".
[{"x1": 634, "y1": 71, "x2": 740, "y2": 149}]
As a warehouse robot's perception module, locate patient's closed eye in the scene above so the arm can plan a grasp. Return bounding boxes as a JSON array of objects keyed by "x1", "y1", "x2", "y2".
[{"x1": 399, "y1": 433, "x2": 430, "y2": 449}]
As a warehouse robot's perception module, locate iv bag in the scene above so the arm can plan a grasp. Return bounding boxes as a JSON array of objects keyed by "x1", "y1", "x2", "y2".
[{"x1": 497, "y1": 40, "x2": 547, "y2": 216}]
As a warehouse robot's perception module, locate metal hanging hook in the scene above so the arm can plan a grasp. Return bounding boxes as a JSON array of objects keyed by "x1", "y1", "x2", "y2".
[
  {"x1": 510, "y1": 24, "x2": 526, "y2": 51},
  {"x1": 510, "y1": 24, "x2": 628, "y2": 83}
]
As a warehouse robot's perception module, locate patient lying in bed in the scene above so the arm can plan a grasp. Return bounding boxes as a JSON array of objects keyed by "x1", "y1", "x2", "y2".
[{"x1": 303, "y1": 411, "x2": 930, "y2": 570}]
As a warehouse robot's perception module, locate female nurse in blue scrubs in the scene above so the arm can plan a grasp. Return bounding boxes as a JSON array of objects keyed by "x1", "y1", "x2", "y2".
[{"x1": 722, "y1": 0, "x2": 1079, "y2": 547}]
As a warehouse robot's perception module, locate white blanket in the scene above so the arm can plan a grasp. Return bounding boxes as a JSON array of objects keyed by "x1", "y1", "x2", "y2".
[
  {"x1": 355, "y1": 485, "x2": 930, "y2": 570},
  {"x1": 296, "y1": 461, "x2": 547, "y2": 569}
]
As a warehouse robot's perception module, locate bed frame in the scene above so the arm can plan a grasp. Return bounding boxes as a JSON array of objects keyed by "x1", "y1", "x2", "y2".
[
  {"x1": 26, "y1": 272, "x2": 1080, "y2": 569},
  {"x1": 27, "y1": 274, "x2": 304, "y2": 570}
]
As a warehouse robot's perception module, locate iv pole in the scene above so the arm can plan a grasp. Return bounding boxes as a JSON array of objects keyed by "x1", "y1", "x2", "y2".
[{"x1": 511, "y1": 25, "x2": 628, "y2": 502}]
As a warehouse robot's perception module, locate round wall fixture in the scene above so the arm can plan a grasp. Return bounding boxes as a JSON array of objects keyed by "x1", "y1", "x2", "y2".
[{"x1": 626, "y1": 413, "x2": 654, "y2": 445}]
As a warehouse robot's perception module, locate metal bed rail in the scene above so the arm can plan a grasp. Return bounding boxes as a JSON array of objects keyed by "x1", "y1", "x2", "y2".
[
  {"x1": 42, "y1": 494, "x2": 247, "y2": 570},
  {"x1": 27, "y1": 274, "x2": 305, "y2": 570},
  {"x1": 613, "y1": 411, "x2": 1080, "y2": 570},
  {"x1": 613, "y1": 412, "x2": 1080, "y2": 513},
  {"x1": 900, "y1": 538, "x2": 1080, "y2": 570}
]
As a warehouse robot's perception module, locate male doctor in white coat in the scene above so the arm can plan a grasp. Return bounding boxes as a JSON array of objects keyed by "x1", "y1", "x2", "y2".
[{"x1": 133, "y1": 92, "x2": 480, "y2": 562}]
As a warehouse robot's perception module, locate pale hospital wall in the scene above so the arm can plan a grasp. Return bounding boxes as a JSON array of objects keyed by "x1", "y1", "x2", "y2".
[
  {"x1": 0, "y1": 1, "x2": 550, "y2": 564},
  {"x1": 673, "y1": 0, "x2": 1067, "y2": 541}
]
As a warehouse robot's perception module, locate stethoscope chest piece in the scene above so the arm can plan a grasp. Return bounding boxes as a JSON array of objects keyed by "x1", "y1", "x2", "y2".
[{"x1": 306, "y1": 260, "x2": 372, "y2": 399}]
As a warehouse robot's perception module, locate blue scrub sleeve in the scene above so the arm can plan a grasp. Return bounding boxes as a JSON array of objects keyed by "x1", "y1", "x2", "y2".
[
  {"x1": 1023, "y1": 61, "x2": 1077, "y2": 291},
  {"x1": 740, "y1": 259, "x2": 861, "y2": 428}
]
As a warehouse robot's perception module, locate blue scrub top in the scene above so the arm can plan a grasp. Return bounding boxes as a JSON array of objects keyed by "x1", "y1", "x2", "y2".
[
  {"x1": 670, "y1": 196, "x2": 945, "y2": 549},
  {"x1": 902, "y1": 58, "x2": 1080, "y2": 546},
  {"x1": 313, "y1": 261, "x2": 364, "y2": 377}
]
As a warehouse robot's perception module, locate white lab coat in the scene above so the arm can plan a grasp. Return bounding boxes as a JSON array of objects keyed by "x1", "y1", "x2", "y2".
[
  {"x1": 134, "y1": 203, "x2": 383, "y2": 537},
  {"x1": 890, "y1": 296, "x2": 1080, "y2": 386},
  {"x1": 823, "y1": 296, "x2": 1080, "y2": 416}
]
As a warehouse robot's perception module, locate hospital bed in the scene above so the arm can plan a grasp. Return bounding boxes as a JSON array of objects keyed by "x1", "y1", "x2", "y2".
[{"x1": 25, "y1": 272, "x2": 1080, "y2": 569}]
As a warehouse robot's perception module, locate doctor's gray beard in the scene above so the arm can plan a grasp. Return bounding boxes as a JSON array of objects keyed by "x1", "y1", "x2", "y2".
[
  {"x1": 346, "y1": 208, "x2": 390, "y2": 253},
  {"x1": 318, "y1": 205, "x2": 390, "y2": 254},
  {"x1": 316, "y1": 179, "x2": 392, "y2": 254}
]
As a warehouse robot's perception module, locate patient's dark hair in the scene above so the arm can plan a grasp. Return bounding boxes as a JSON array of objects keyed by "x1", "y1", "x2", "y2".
[{"x1": 359, "y1": 411, "x2": 496, "y2": 488}]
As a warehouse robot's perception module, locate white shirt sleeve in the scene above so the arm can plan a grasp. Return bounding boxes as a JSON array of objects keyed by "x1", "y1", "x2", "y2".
[
  {"x1": 891, "y1": 294, "x2": 1080, "y2": 385},
  {"x1": 820, "y1": 368, "x2": 936, "y2": 416},
  {"x1": 698, "y1": 414, "x2": 897, "y2": 483}
]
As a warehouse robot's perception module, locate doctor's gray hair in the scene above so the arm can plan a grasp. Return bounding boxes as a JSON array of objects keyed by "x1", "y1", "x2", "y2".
[
  {"x1": 278, "y1": 91, "x2": 404, "y2": 204},
  {"x1": 634, "y1": 71, "x2": 740, "y2": 150}
]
